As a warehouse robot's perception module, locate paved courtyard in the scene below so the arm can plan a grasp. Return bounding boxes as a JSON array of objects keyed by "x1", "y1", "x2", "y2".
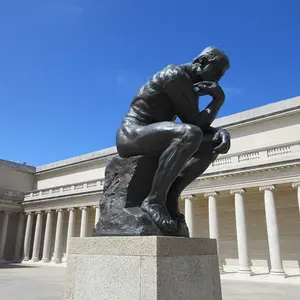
[{"x1": 1, "y1": 263, "x2": 300, "y2": 300}]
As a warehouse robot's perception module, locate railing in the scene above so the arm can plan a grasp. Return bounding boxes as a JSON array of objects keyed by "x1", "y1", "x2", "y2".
[
  {"x1": 0, "y1": 189, "x2": 24, "y2": 204},
  {"x1": 24, "y1": 141, "x2": 300, "y2": 201},
  {"x1": 208, "y1": 141, "x2": 300, "y2": 173},
  {"x1": 24, "y1": 179, "x2": 104, "y2": 201}
]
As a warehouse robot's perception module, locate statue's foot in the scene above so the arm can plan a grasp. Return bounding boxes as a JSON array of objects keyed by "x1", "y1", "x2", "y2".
[
  {"x1": 176, "y1": 212, "x2": 186, "y2": 221},
  {"x1": 141, "y1": 198, "x2": 177, "y2": 234}
]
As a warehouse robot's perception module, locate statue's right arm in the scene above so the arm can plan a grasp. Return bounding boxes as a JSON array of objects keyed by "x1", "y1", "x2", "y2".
[{"x1": 164, "y1": 66, "x2": 218, "y2": 129}]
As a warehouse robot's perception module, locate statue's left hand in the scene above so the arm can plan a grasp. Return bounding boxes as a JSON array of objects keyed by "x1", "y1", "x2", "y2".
[{"x1": 212, "y1": 128, "x2": 231, "y2": 154}]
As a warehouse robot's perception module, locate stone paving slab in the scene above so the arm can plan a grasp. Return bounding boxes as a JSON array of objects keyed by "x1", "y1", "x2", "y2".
[{"x1": 0, "y1": 263, "x2": 300, "y2": 300}]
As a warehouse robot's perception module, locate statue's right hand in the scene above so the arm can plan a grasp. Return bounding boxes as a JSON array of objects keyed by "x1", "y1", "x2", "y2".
[{"x1": 195, "y1": 81, "x2": 225, "y2": 102}]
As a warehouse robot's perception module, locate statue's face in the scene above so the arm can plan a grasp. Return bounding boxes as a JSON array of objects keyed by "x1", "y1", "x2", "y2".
[{"x1": 194, "y1": 57, "x2": 229, "y2": 83}]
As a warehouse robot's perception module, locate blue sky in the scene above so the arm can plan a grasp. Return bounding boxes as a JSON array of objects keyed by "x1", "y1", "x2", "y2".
[{"x1": 1, "y1": 0, "x2": 299, "y2": 166}]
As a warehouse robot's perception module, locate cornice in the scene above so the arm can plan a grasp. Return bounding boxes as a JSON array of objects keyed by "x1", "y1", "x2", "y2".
[
  {"x1": 0, "y1": 159, "x2": 35, "y2": 174},
  {"x1": 213, "y1": 96, "x2": 300, "y2": 130},
  {"x1": 35, "y1": 147, "x2": 117, "y2": 174}
]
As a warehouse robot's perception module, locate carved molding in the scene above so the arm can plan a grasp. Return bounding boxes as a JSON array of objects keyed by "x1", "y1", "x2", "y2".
[
  {"x1": 204, "y1": 192, "x2": 220, "y2": 198},
  {"x1": 67, "y1": 207, "x2": 76, "y2": 212},
  {"x1": 230, "y1": 188, "x2": 246, "y2": 195},
  {"x1": 292, "y1": 182, "x2": 300, "y2": 188},
  {"x1": 183, "y1": 195, "x2": 196, "y2": 201},
  {"x1": 259, "y1": 185, "x2": 276, "y2": 192}
]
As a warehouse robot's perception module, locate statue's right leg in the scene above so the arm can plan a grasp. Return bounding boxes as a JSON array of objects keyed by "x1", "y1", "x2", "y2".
[{"x1": 117, "y1": 121, "x2": 203, "y2": 234}]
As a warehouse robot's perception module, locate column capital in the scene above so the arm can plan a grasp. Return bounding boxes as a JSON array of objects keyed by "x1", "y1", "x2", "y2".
[
  {"x1": 292, "y1": 182, "x2": 300, "y2": 188},
  {"x1": 67, "y1": 207, "x2": 76, "y2": 212},
  {"x1": 80, "y1": 206, "x2": 88, "y2": 211},
  {"x1": 184, "y1": 195, "x2": 196, "y2": 201},
  {"x1": 45, "y1": 210, "x2": 53, "y2": 214},
  {"x1": 1, "y1": 211, "x2": 11, "y2": 216},
  {"x1": 93, "y1": 205, "x2": 99, "y2": 209},
  {"x1": 259, "y1": 185, "x2": 276, "y2": 192},
  {"x1": 17, "y1": 212, "x2": 25, "y2": 216},
  {"x1": 35, "y1": 210, "x2": 43, "y2": 215},
  {"x1": 26, "y1": 212, "x2": 32, "y2": 216},
  {"x1": 56, "y1": 208, "x2": 65, "y2": 213},
  {"x1": 230, "y1": 188, "x2": 246, "y2": 195},
  {"x1": 204, "y1": 191, "x2": 220, "y2": 198}
]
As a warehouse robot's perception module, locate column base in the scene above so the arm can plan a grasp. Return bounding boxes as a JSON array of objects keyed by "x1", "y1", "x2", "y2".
[
  {"x1": 238, "y1": 268, "x2": 253, "y2": 275},
  {"x1": 269, "y1": 269, "x2": 286, "y2": 276},
  {"x1": 23, "y1": 257, "x2": 30, "y2": 261},
  {"x1": 31, "y1": 257, "x2": 40, "y2": 262},
  {"x1": 52, "y1": 258, "x2": 62, "y2": 264},
  {"x1": 42, "y1": 258, "x2": 51, "y2": 263},
  {"x1": 0, "y1": 258, "x2": 7, "y2": 264}
]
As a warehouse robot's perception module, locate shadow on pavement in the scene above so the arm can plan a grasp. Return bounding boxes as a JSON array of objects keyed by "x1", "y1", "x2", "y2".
[{"x1": 0, "y1": 263, "x2": 38, "y2": 269}]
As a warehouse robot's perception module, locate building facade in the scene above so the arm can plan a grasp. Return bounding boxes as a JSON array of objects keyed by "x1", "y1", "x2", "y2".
[{"x1": 1, "y1": 96, "x2": 300, "y2": 277}]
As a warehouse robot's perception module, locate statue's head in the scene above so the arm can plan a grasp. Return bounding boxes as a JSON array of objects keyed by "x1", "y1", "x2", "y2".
[{"x1": 191, "y1": 46, "x2": 230, "y2": 83}]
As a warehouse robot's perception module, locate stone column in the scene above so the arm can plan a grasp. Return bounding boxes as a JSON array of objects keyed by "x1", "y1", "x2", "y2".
[
  {"x1": 42, "y1": 210, "x2": 53, "y2": 263},
  {"x1": 205, "y1": 192, "x2": 223, "y2": 271},
  {"x1": 52, "y1": 209, "x2": 64, "y2": 263},
  {"x1": 260, "y1": 185, "x2": 285, "y2": 275},
  {"x1": 80, "y1": 207, "x2": 89, "y2": 237},
  {"x1": 0, "y1": 211, "x2": 10, "y2": 263},
  {"x1": 94, "y1": 205, "x2": 100, "y2": 225},
  {"x1": 66, "y1": 208, "x2": 76, "y2": 258},
  {"x1": 23, "y1": 212, "x2": 33, "y2": 261},
  {"x1": 292, "y1": 182, "x2": 300, "y2": 216},
  {"x1": 31, "y1": 211, "x2": 43, "y2": 262},
  {"x1": 14, "y1": 213, "x2": 25, "y2": 262},
  {"x1": 184, "y1": 195, "x2": 196, "y2": 237},
  {"x1": 230, "y1": 189, "x2": 252, "y2": 274}
]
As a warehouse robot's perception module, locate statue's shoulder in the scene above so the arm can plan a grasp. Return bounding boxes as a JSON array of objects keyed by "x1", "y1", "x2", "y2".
[{"x1": 160, "y1": 64, "x2": 188, "y2": 83}]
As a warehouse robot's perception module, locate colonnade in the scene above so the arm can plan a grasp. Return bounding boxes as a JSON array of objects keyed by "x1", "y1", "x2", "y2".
[
  {"x1": 21, "y1": 205, "x2": 100, "y2": 263},
  {"x1": 1, "y1": 182, "x2": 300, "y2": 272},
  {"x1": 184, "y1": 183, "x2": 300, "y2": 275},
  {"x1": 0, "y1": 211, "x2": 25, "y2": 263},
  {"x1": 0, "y1": 205, "x2": 100, "y2": 264}
]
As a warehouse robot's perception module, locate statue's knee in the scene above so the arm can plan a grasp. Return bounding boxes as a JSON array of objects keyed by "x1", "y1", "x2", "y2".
[{"x1": 182, "y1": 125, "x2": 203, "y2": 146}]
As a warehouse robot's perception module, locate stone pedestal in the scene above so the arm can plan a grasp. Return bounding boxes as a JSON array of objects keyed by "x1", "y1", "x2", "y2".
[{"x1": 64, "y1": 236, "x2": 222, "y2": 300}]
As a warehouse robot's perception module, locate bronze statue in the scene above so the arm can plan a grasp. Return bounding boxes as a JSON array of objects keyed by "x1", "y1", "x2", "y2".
[{"x1": 93, "y1": 46, "x2": 231, "y2": 237}]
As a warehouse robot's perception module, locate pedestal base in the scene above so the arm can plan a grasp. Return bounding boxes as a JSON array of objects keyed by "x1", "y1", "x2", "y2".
[{"x1": 64, "y1": 236, "x2": 222, "y2": 300}]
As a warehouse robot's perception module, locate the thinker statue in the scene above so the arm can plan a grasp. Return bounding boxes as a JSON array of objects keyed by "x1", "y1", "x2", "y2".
[{"x1": 93, "y1": 46, "x2": 231, "y2": 237}]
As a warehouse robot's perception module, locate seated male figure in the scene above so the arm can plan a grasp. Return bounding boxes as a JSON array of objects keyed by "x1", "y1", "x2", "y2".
[{"x1": 116, "y1": 46, "x2": 231, "y2": 234}]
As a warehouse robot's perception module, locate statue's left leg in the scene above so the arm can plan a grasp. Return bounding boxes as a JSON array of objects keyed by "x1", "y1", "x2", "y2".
[{"x1": 166, "y1": 134, "x2": 218, "y2": 219}]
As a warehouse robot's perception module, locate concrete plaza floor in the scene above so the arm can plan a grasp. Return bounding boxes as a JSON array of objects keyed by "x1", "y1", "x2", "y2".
[{"x1": 0, "y1": 263, "x2": 300, "y2": 300}]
